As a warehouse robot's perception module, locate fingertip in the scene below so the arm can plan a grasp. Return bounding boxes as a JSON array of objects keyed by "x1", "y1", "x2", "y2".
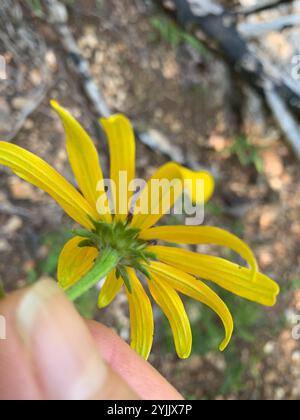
[
  {"x1": 1, "y1": 283, "x2": 139, "y2": 400},
  {"x1": 87, "y1": 320, "x2": 184, "y2": 401}
]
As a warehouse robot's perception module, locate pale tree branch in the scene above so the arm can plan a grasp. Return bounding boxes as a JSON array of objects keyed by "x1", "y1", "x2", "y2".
[
  {"x1": 264, "y1": 81, "x2": 300, "y2": 159},
  {"x1": 235, "y1": 0, "x2": 294, "y2": 17},
  {"x1": 158, "y1": 0, "x2": 300, "y2": 159},
  {"x1": 239, "y1": 14, "x2": 300, "y2": 38}
]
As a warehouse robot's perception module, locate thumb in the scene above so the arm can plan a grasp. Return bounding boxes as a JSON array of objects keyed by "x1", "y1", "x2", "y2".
[{"x1": 0, "y1": 280, "x2": 139, "y2": 400}]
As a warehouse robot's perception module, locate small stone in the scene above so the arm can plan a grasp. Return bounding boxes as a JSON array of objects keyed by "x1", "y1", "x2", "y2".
[
  {"x1": 9, "y1": 177, "x2": 40, "y2": 201},
  {"x1": 2, "y1": 216, "x2": 23, "y2": 235},
  {"x1": 280, "y1": 329, "x2": 297, "y2": 354},
  {"x1": 45, "y1": 50, "x2": 58, "y2": 72},
  {"x1": 56, "y1": 149, "x2": 67, "y2": 164},
  {"x1": 24, "y1": 119, "x2": 34, "y2": 130},
  {"x1": 293, "y1": 290, "x2": 300, "y2": 312},
  {"x1": 259, "y1": 207, "x2": 278, "y2": 230},
  {"x1": 170, "y1": 121, "x2": 183, "y2": 134},
  {"x1": 84, "y1": 33, "x2": 99, "y2": 50},
  {"x1": 292, "y1": 351, "x2": 300, "y2": 363},
  {"x1": 285, "y1": 308, "x2": 298, "y2": 325},
  {"x1": 269, "y1": 177, "x2": 284, "y2": 191},
  {"x1": 162, "y1": 56, "x2": 178, "y2": 79},
  {"x1": 275, "y1": 387, "x2": 286, "y2": 400},
  {"x1": 208, "y1": 134, "x2": 227, "y2": 152},
  {"x1": 291, "y1": 222, "x2": 300, "y2": 235},
  {"x1": 154, "y1": 108, "x2": 164, "y2": 119},
  {"x1": 265, "y1": 33, "x2": 293, "y2": 60},
  {"x1": 264, "y1": 341, "x2": 276, "y2": 355},
  {"x1": 262, "y1": 150, "x2": 284, "y2": 178},
  {"x1": 30, "y1": 69, "x2": 42, "y2": 86},
  {"x1": 0, "y1": 239, "x2": 11, "y2": 252},
  {"x1": 11, "y1": 97, "x2": 33, "y2": 110},
  {"x1": 48, "y1": 2, "x2": 68, "y2": 24},
  {"x1": 265, "y1": 371, "x2": 277, "y2": 384},
  {"x1": 259, "y1": 249, "x2": 273, "y2": 267}
]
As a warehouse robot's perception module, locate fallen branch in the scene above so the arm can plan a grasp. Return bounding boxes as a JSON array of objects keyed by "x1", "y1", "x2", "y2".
[
  {"x1": 239, "y1": 14, "x2": 300, "y2": 38},
  {"x1": 136, "y1": 129, "x2": 185, "y2": 165},
  {"x1": 235, "y1": 0, "x2": 294, "y2": 17},
  {"x1": 158, "y1": 0, "x2": 300, "y2": 158},
  {"x1": 43, "y1": 0, "x2": 110, "y2": 118},
  {"x1": 264, "y1": 81, "x2": 300, "y2": 159}
]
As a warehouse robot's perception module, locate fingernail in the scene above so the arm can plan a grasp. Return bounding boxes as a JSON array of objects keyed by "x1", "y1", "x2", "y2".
[{"x1": 16, "y1": 280, "x2": 108, "y2": 400}]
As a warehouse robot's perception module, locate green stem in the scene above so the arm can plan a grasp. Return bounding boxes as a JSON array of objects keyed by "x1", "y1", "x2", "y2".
[{"x1": 65, "y1": 248, "x2": 119, "y2": 302}]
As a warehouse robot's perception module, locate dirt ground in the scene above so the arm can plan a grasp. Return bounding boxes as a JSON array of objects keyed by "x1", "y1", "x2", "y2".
[{"x1": 0, "y1": 0, "x2": 300, "y2": 399}]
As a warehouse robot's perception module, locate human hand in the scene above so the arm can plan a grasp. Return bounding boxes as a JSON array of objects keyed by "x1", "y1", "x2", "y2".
[{"x1": 0, "y1": 280, "x2": 182, "y2": 400}]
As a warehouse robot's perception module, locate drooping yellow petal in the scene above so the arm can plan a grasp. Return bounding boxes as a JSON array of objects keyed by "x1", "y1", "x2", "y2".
[
  {"x1": 149, "y1": 261, "x2": 233, "y2": 351},
  {"x1": 131, "y1": 162, "x2": 214, "y2": 231},
  {"x1": 140, "y1": 226, "x2": 258, "y2": 277},
  {"x1": 51, "y1": 100, "x2": 111, "y2": 222},
  {"x1": 0, "y1": 142, "x2": 97, "y2": 229},
  {"x1": 100, "y1": 114, "x2": 135, "y2": 221},
  {"x1": 57, "y1": 237, "x2": 99, "y2": 289},
  {"x1": 147, "y1": 276, "x2": 192, "y2": 358},
  {"x1": 125, "y1": 268, "x2": 154, "y2": 359},
  {"x1": 149, "y1": 246, "x2": 280, "y2": 307},
  {"x1": 98, "y1": 269, "x2": 123, "y2": 309}
]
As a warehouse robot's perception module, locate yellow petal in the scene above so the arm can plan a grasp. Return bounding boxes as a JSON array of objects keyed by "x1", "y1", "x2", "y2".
[
  {"x1": 131, "y1": 162, "x2": 214, "y2": 231},
  {"x1": 147, "y1": 276, "x2": 192, "y2": 358},
  {"x1": 140, "y1": 226, "x2": 258, "y2": 278},
  {"x1": 149, "y1": 261, "x2": 233, "y2": 351},
  {"x1": 100, "y1": 114, "x2": 135, "y2": 221},
  {"x1": 0, "y1": 141, "x2": 97, "y2": 229},
  {"x1": 125, "y1": 268, "x2": 154, "y2": 359},
  {"x1": 51, "y1": 100, "x2": 111, "y2": 222},
  {"x1": 98, "y1": 269, "x2": 123, "y2": 308},
  {"x1": 149, "y1": 246, "x2": 280, "y2": 307},
  {"x1": 57, "y1": 237, "x2": 99, "y2": 289}
]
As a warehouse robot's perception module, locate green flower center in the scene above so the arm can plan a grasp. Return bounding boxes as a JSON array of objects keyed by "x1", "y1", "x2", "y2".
[{"x1": 72, "y1": 219, "x2": 156, "y2": 291}]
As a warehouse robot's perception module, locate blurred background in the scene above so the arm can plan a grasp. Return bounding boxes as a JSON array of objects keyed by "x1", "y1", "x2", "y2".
[{"x1": 1, "y1": 0, "x2": 300, "y2": 399}]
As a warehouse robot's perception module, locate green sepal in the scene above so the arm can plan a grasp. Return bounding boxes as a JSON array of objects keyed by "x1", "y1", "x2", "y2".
[
  {"x1": 135, "y1": 263, "x2": 152, "y2": 280},
  {"x1": 119, "y1": 267, "x2": 133, "y2": 294},
  {"x1": 78, "y1": 240, "x2": 97, "y2": 249},
  {"x1": 124, "y1": 227, "x2": 140, "y2": 240},
  {"x1": 68, "y1": 219, "x2": 158, "y2": 300},
  {"x1": 144, "y1": 251, "x2": 157, "y2": 261},
  {"x1": 72, "y1": 229, "x2": 99, "y2": 242}
]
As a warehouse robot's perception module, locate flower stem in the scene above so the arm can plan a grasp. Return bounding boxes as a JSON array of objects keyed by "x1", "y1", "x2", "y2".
[{"x1": 65, "y1": 248, "x2": 119, "y2": 302}]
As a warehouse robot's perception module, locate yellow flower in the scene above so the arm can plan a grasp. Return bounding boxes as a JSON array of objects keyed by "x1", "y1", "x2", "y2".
[{"x1": 0, "y1": 101, "x2": 280, "y2": 360}]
